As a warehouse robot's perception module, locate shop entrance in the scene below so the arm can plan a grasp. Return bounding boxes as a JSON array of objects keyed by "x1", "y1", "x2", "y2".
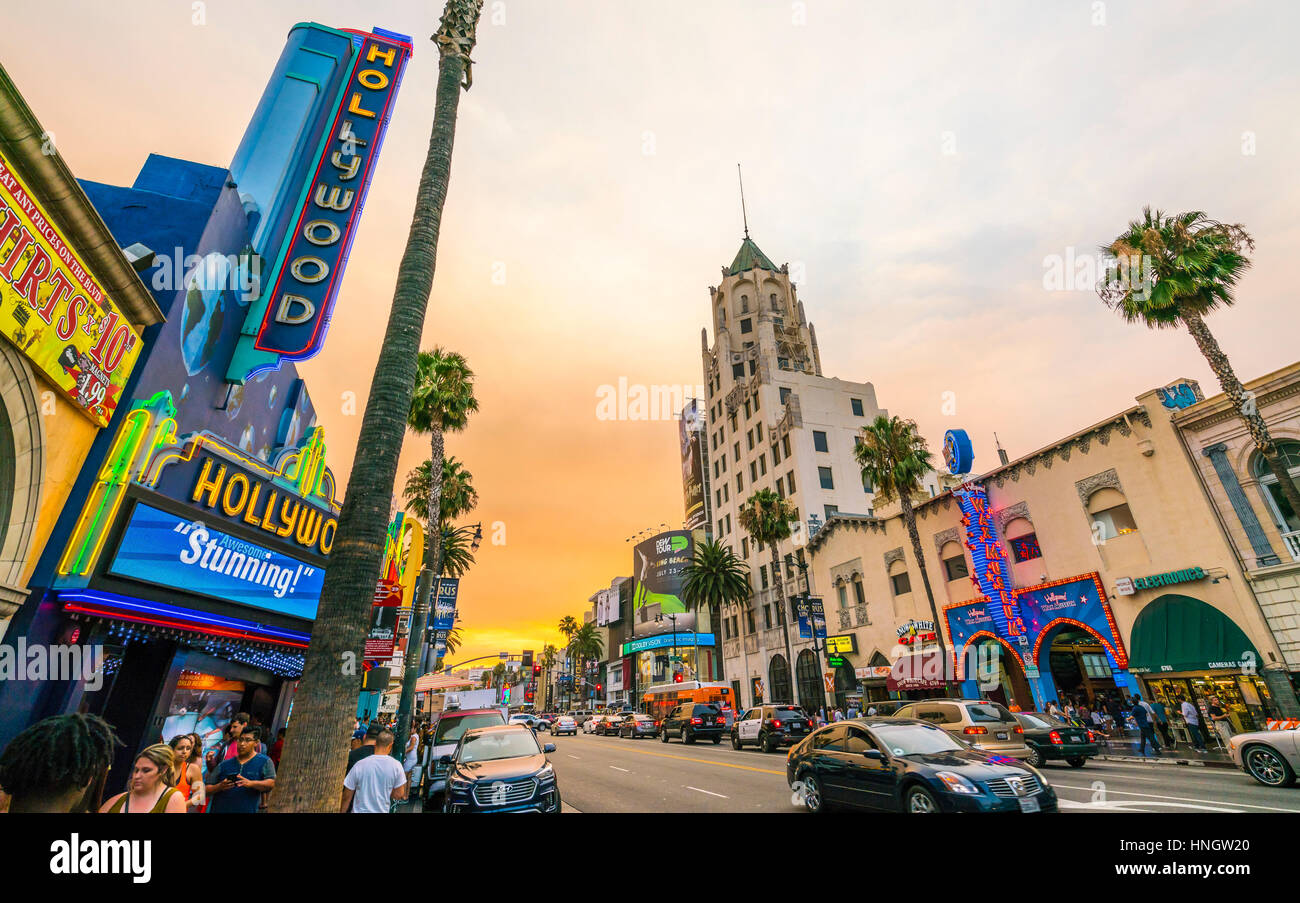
[
  {"x1": 1043, "y1": 625, "x2": 1119, "y2": 707},
  {"x1": 973, "y1": 636, "x2": 1034, "y2": 711}
]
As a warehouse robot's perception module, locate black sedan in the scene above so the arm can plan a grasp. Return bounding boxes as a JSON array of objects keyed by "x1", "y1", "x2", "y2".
[
  {"x1": 1014, "y1": 712, "x2": 1101, "y2": 768},
  {"x1": 619, "y1": 714, "x2": 659, "y2": 739},
  {"x1": 786, "y1": 718, "x2": 1058, "y2": 813},
  {"x1": 441, "y1": 725, "x2": 562, "y2": 813}
]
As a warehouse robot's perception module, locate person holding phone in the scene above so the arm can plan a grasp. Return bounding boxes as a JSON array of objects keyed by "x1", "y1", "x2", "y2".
[{"x1": 205, "y1": 726, "x2": 275, "y2": 813}]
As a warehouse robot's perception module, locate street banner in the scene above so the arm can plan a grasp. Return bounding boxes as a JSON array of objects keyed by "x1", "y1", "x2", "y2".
[
  {"x1": 809, "y1": 596, "x2": 827, "y2": 640},
  {"x1": 795, "y1": 597, "x2": 812, "y2": 639}
]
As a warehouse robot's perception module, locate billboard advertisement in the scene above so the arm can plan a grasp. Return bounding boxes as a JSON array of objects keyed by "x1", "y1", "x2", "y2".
[
  {"x1": 631, "y1": 530, "x2": 708, "y2": 638},
  {"x1": 680, "y1": 399, "x2": 707, "y2": 530},
  {"x1": 107, "y1": 502, "x2": 324, "y2": 620},
  {"x1": 0, "y1": 150, "x2": 143, "y2": 427},
  {"x1": 432, "y1": 577, "x2": 460, "y2": 659}
]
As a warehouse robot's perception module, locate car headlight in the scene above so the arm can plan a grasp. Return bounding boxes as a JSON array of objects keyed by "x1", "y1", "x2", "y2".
[
  {"x1": 538, "y1": 764, "x2": 556, "y2": 784},
  {"x1": 447, "y1": 774, "x2": 473, "y2": 790},
  {"x1": 935, "y1": 771, "x2": 979, "y2": 794}
]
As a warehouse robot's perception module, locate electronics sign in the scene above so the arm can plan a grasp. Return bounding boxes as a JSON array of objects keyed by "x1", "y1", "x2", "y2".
[
  {"x1": 108, "y1": 502, "x2": 323, "y2": 620},
  {"x1": 0, "y1": 151, "x2": 143, "y2": 427},
  {"x1": 252, "y1": 31, "x2": 411, "y2": 364}
]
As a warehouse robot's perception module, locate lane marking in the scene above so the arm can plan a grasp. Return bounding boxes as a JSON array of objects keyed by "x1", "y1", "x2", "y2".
[
  {"x1": 687, "y1": 786, "x2": 728, "y2": 798},
  {"x1": 567, "y1": 755, "x2": 580, "y2": 759},
  {"x1": 1057, "y1": 797, "x2": 1241, "y2": 813},
  {"x1": 1051, "y1": 783, "x2": 1300, "y2": 813},
  {"x1": 609, "y1": 747, "x2": 787, "y2": 775},
  {"x1": 610, "y1": 766, "x2": 630, "y2": 772}
]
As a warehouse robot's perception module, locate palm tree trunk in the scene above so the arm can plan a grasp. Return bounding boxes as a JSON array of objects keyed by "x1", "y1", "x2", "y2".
[
  {"x1": 425, "y1": 429, "x2": 446, "y2": 669},
  {"x1": 899, "y1": 492, "x2": 947, "y2": 671},
  {"x1": 771, "y1": 544, "x2": 795, "y2": 706},
  {"x1": 271, "y1": 1, "x2": 483, "y2": 813},
  {"x1": 1182, "y1": 311, "x2": 1300, "y2": 521}
]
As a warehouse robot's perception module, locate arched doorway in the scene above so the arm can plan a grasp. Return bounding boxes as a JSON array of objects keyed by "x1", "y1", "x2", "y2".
[
  {"x1": 1039, "y1": 621, "x2": 1120, "y2": 708},
  {"x1": 833, "y1": 662, "x2": 856, "y2": 710},
  {"x1": 795, "y1": 649, "x2": 822, "y2": 715},
  {"x1": 768, "y1": 654, "x2": 791, "y2": 705},
  {"x1": 969, "y1": 634, "x2": 1034, "y2": 711}
]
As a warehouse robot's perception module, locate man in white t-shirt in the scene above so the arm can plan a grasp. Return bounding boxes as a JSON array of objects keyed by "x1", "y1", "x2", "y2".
[{"x1": 341, "y1": 729, "x2": 408, "y2": 813}]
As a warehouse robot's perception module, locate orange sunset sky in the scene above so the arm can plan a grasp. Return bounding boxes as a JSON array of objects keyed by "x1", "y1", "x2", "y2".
[{"x1": 6, "y1": 1, "x2": 1299, "y2": 666}]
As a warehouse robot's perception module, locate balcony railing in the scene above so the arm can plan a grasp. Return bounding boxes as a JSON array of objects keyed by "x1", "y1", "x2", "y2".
[
  {"x1": 1283, "y1": 530, "x2": 1300, "y2": 563},
  {"x1": 838, "y1": 609, "x2": 852, "y2": 630},
  {"x1": 744, "y1": 634, "x2": 759, "y2": 655},
  {"x1": 854, "y1": 604, "x2": 871, "y2": 627}
]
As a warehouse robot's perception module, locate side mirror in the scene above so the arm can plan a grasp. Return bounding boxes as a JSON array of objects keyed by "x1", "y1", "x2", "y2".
[
  {"x1": 543, "y1": 743, "x2": 556, "y2": 753},
  {"x1": 438, "y1": 755, "x2": 453, "y2": 765},
  {"x1": 864, "y1": 749, "x2": 885, "y2": 761}
]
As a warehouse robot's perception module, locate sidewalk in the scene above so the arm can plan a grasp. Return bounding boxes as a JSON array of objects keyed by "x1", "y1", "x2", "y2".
[{"x1": 1098, "y1": 735, "x2": 1235, "y2": 769}]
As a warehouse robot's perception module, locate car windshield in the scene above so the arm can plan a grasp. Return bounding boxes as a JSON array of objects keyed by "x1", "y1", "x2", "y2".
[
  {"x1": 632, "y1": 715, "x2": 652, "y2": 722},
  {"x1": 1017, "y1": 713, "x2": 1058, "y2": 730},
  {"x1": 873, "y1": 723, "x2": 965, "y2": 756},
  {"x1": 458, "y1": 730, "x2": 541, "y2": 763},
  {"x1": 967, "y1": 703, "x2": 1017, "y2": 723},
  {"x1": 435, "y1": 712, "x2": 505, "y2": 744}
]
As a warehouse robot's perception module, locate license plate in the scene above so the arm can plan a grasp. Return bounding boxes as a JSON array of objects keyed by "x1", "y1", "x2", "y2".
[
  {"x1": 996, "y1": 732, "x2": 1009, "y2": 740},
  {"x1": 1018, "y1": 796, "x2": 1040, "y2": 813},
  {"x1": 791, "y1": 722, "x2": 803, "y2": 729}
]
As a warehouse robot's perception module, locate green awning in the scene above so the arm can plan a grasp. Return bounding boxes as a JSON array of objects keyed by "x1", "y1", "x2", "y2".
[{"x1": 1127, "y1": 593, "x2": 1260, "y2": 674}]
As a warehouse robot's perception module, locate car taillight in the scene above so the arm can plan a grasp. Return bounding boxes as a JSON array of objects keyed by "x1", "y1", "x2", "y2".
[
  {"x1": 1049, "y1": 730, "x2": 1063, "y2": 744},
  {"x1": 770, "y1": 719, "x2": 783, "y2": 730},
  {"x1": 691, "y1": 717, "x2": 703, "y2": 725},
  {"x1": 1014, "y1": 725, "x2": 1024, "y2": 734},
  {"x1": 717, "y1": 717, "x2": 725, "y2": 724},
  {"x1": 963, "y1": 726, "x2": 988, "y2": 735},
  {"x1": 654, "y1": 721, "x2": 660, "y2": 726},
  {"x1": 1087, "y1": 730, "x2": 1097, "y2": 742}
]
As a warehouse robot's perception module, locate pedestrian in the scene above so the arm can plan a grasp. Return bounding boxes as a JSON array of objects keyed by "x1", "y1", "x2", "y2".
[
  {"x1": 100, "y1": 744, "x2": 187, "y2": 813},
  {"x1": 168, "y1": 732, "x2": 206, "y2": 811},
  {"x1": 341, "y1": 729, "x2": 408, "y2": 813},
  {"x1": 270, "y1": 728, "x2": 287, "y2": 768},
  {"x1": 0, "y1": 713, "x2": 122, "y2": 813},
  {"x1": 832, "y1": 707, "x2": 844, "y2": 722},
  {"x1": 1206, "y1": 696, "x2": 1234, "y2": 748},
  {"x1": 1150, "y1": 698, "x2": 1175, "y2": 748},
  {"x1": 348, "y1": 721, "x2": 383, "y2": 775},
  {"x1": 847, "y1": 702, "x2": 860, "y2": 719},
  {"x1": 1046, "y1": 700, "x2": 1062, "y2": 720},
  {"x1": 1090, "y1": 708, "x2": 1106, "y2": 735},
  {"x1": 205, "y1": 726, "x2": 276, "y2": 813},
  {"x1": 402, "y1": 723, "x2": 420, "y2": 783},
  {"x1": 1179, "y1": 696, "x2": 1208, "y2": 752},
  {"x1": 866, "y1": 704, "x2": 878, "y2": 716},
  {"x1": 1130, "y1": 694, "x2": 1161, "y2": 757},
  {"x1": 1105, "y1": 695, "x2": 1126, "y2": 736}
]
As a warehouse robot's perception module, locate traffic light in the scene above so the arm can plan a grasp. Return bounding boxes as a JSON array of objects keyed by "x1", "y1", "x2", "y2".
[
  {"x1": 673, "y1": 673, "x2": 683, "y2": 683},
  {"x1": 522, "y1": 649, "x2": 533, "y2": 668},
  {"x1": 533, "y1": 664, "x2": 541, "y2": 675},
  {"x1": 525, "y1": 690, "x2": 534, "y2": 702},
  {"x1": 596, "y1": 683, "x2": 602, "y2": 694}
]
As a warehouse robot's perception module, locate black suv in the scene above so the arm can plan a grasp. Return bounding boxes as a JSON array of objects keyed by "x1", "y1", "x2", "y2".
[{"x1": 660, "y1": 703, "x2": 725, "y2": 744}]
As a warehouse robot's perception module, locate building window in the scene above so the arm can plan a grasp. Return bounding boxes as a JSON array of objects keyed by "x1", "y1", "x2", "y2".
[
  {"x1": 1009, "y1": 533, "x2": 1042, "y2": 562},
  {"x1": 771, "y1": 442, "x2": 781, "y2": 466},
  {"x1": 786, "y1": 472, "x2": 796, "y2": 495},
  {"x1": 736, "y1": 473, "x2": 743, "y2": 492},
  {"x1": 732, "y1": 363, "x2": 744, "y2": 379},
  {"x1": 742, "y1": 537, "x2": 749, "y2": 558},
  {"x1": 747, "y1": 430, "x2": 754, "y2": 450},
  {"x1": 718, "y1": 518, "x2": 725, "y2": 537},
  {"x1": 725, "y1": 514, "x2": 732, "y2": 534},
  {"x1": 853, "y1": 578, "x2": 866, "y2": 606},
  {"x1": 818, "y1": 466, "x2": 834, "y2": 490},
  {"x1": 824, "y1": 504, "x2": 839, "y2": 519},
  {"x1": 780, "y1": 387, "x2": 791, "y2": 405},
  {"x1": 734, "y1": 442, "x2": 741, "y2": 462},
  {"x1": 723, "y1": 484, "x2": 729, "y2": 503},
  {"x1": 836, "y1": 584, "x2": 848, "y2": 609},
  {"x1": 759, "y1": 454, "x2": 767, "y2": 476},
  {"x1": 760, "y1": 565, "x2": 769, "y2": 589},
  {"x1": 750, "y1": 461, "x2": 758, "y2": 482},
  {"x1": 763, "y1": 604, "x2": 773, "y2": 630},
  {"x1": 862, "y1": 471, "x2": 873, "y2": 493},
  {"x1": 1254, "y1": 440, "x2": 1300, "y2": 532},
  {"x1": 1082, "y1": 653, "x2": 1112, "y2": 679},
  {"x1": 813, "y1": 430, "x2": 829, "y2": 452},
  {"x1": 754, "y1": 395, "x2": 760, "y2": 414},
  {"x1": 1087, "y1": 487, "x2": 1138, "y2": 539},
  {"x1": 746, "y1": 609, "x2": 757, "y2": 634},
  {"x1": 740, "y1": 296, "x2": 749, "y2": 313},
  {"x1": 776, "y1": 480, "x2": 786, "y2": 499},
  {"x1": 716, "y1": 488, "x2": 722, "y2": 508},
  {"x1": 740, "y1": 318, "x2": 753, "y2": 334},
  {"x1": 943, "y1": 554, "x2": 969, "y2": 581},
  {"x1": 749, "y1": 360, "x2": 756, "y2": 377},
  {"x1": 890, "y1": 572, "x2": 912, "y2": 596},
  {"x1": 744, "y1": 399, "x2": 751, "y2": 419},
  {"x1": 851, "y1": 398, "x2": 864, "y2": 416},
  {"x1": 770, "y1": 293, "x2": 780, "y2": 311},
  {"x1": 783, "y1": 435, "x2": 792, "y2": 457}
]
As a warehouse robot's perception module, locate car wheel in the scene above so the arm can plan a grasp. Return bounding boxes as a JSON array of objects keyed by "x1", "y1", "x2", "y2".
[
  {"x1": 661, "y1": 728, "x2": 670, "y2": 743},
  {"x1": 1066, "y1": 756, "x2": 1087, "y2": 768},
  {"x1": 905, "y1": 786, "x2": 941, "y2": 814},
  {"x1": 762, "y1": 733, "x2": 777, "y2": 754},
  {"x1": 1026, "y1": 746, "x2": 1044, "y2": 768},
  {"x1": 712, "y1": 736, "x2": 721, "y2": 745},
  {"x1": 800, "y1": 772, "x2": 828, "y2": 813},
  {"x1": 1244, "y1": 744, "x2": 1297, "y2": 787},
  {"x1": 682, "y1": 727, "x2": 694, "y2": 745},
  {"x1": 731, "y1": 731, "x2": 742, "y2": 750}
]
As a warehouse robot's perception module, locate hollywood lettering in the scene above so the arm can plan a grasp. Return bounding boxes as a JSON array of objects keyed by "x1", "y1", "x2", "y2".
[
  {"x1": 190, "y1": 457, "x2": 336, "y2": 556},
  {"x1": 253, "y1": 33, "x2": 411, "y2": 361}
]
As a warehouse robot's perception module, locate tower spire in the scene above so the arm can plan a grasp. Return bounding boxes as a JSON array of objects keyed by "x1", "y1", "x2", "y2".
[{"x1": 737, "y1": 163, "x2": 749, "y2": 238}]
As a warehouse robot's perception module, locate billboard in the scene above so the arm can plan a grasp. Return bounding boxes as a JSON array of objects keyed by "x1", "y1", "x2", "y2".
[
  {"x1": 680, "y1": 399, "x2": 707, "y2": 530},
  {"x1": 631, "y1": 530, "x2": 709, "y2": 638},
  {"x1": 595, "y1": 587, "x2": 619, "y2": 626},
  {"x1": 0, "y1": 150, "x2": 143, "y2": 426},
  {"x1": 108, "y1": 502, "x2": 324, "y2": 620}
]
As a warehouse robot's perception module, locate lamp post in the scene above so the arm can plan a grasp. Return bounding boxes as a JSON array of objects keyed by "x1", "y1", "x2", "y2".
[{"x1": 794, "y1": 556, "x2": 836, "y2": 717}]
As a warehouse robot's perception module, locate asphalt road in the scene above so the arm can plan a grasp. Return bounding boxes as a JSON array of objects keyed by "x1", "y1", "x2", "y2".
[{"x1": 545, "y1": 731, "x2": 1300, "y2": 814}]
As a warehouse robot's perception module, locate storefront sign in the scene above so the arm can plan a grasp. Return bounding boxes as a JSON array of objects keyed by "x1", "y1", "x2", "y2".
[
  {"x1": 620, "y1": 632, "x2": 715, "y2": 656},
  {"x1": 896, "y1": 619, "x2": 937, "y2": 646},
  {"x1": 826, "y1": 634, "x2": 857, "y2": 654},
  {"x1": 1115, "y1": 576, "x2": 1135, "y2": 596},
  {"x1": 1156, "y1": 381, "x2": 1200, "y2": 410},
  {"x1": 1130, "y1": 567, "x2": 1206, "y2": 591},
  {"x1": 185, "y1": 454, "x2": 337, "y2": 556},
  {"x1": 0, "y1": 150, "x2": 143, "y2": 426},
  {"x1": 955, "y1": 483, "x2": 1028, "y2": 645},
  {"x1": 856, "y1": 666, "x2": 892, "y2": 680},
  {"x1": 108, "y1": 502, "x2": 323, "y2": 620},
  {"x1": 251, "y1": 32, "x2": 411, "y2": 365}
]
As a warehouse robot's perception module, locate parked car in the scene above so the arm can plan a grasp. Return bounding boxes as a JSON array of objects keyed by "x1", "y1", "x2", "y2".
[
  {"x1": 595, "y1": 715, "x2": 624, "y2": 736},
  {"x1": 732, "y1": 704, "x2": 813, "y2": 752},
  {"x1": 888, "y1": 699, "x2": 1031, "y2": 760},
  {"x1": 423, "y1": 707, "x2": 508, "y2": 809},
  {"x1": 566, "y1": 710, "x2": 596, "y2": 728},
  {"x1": 1228, "y1": 728, "x2": 1299, "y2": 787},
  {"x1": 660, "y1": 702, "x2": 725, "y2": 744},
  {"x1": 1014, "y1": 711, "x2": 1101, "y2": 768},
  {"x1": 619, "y1": 714, "x2": 659, "y2": 739},
  {"x1": 440, "y1": 725, "x2": 561, "y2": 813},
  {"x1": 550, "y1": 715, "x2": 578, "y2": 736},
  {"x1": 787, "y1": 718, "x2": 1058, "y2": 813}
]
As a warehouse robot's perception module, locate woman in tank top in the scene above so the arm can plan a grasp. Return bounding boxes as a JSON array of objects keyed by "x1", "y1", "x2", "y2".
[
  {"x1": 169, "y1": 733, "x2": 206, "y2": 811},
  {"x1": 100, "y1": 744, "x2": 187, "y2": 813}
]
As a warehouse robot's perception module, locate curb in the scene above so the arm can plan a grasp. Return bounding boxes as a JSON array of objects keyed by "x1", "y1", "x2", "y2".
[{"x1": 1099, "y1": 753, "x2": 1236, "y2": 769}]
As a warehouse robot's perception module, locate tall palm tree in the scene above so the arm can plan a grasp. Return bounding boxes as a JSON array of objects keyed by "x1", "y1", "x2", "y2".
[
  {"x1": 272, "y1": 0, "x2": 486, "y2": 812},
  {"x1": 541, "y1": 643, "x2": 558, "y2": 710},
  {"x1": 557, "y1": 615, "x2": 578, "y2": 706},
  {"x1": 738, "y1": 489, "x2": 797, "y2": 703},
  {"x1": 1099, "y1": 208, "x2": 1300, "y2": 517},
  {"x1": 854, "y1": 415, "x2": 944, "y2": 667},
  {"x1": 682, "y1": 538, "x2": 751, "y2": 682},
  {"x1": 569, "y1": 622, "x2": 604, "y2": 704}
]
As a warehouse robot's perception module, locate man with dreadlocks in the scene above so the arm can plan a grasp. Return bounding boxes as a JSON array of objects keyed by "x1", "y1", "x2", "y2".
[{"x1": 0, "y1": 713, "x2": 122, "y2": 813}]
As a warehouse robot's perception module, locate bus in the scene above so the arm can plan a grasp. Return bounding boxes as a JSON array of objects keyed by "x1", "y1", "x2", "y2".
[{"x1": 641, "y1": 681, "x2": 734, "y2": 726}]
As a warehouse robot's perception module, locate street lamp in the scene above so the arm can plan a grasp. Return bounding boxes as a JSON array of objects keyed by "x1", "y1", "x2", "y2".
[
  {"x1": 793, "y1": 556, "x2": 836, "y2": 718},
  {"x1": 655, "y1": 611, "x2": 683, "y2": 682}
]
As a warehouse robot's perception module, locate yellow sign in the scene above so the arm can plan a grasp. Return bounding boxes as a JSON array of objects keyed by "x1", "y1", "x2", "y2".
[
  {"x1": 826, "y1": 635, "x2": 857, "y2": 654},
  {"x1": 0, "y1": 151, "x2": 142, "y2": 427}
]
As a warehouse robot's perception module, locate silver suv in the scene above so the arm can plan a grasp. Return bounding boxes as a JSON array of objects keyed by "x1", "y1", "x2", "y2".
[{"x1": 889, "y1": 699, "x2": 1031, "y2": 759}]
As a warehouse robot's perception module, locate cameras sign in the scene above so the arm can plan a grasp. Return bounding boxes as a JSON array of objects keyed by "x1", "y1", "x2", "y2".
[{"x1": 0, "y1": 151, "x2": 142, "y2": 426}]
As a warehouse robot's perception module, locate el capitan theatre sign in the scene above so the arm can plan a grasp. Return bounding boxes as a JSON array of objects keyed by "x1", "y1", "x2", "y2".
[{"x1": 0, "y1": 150, "x2": 142, "y2": 426}]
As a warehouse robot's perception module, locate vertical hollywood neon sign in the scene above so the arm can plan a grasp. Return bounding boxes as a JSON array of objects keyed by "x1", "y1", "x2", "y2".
[{"x1": 955, "y1": 483, "x2": 1026, "y2": 647}]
